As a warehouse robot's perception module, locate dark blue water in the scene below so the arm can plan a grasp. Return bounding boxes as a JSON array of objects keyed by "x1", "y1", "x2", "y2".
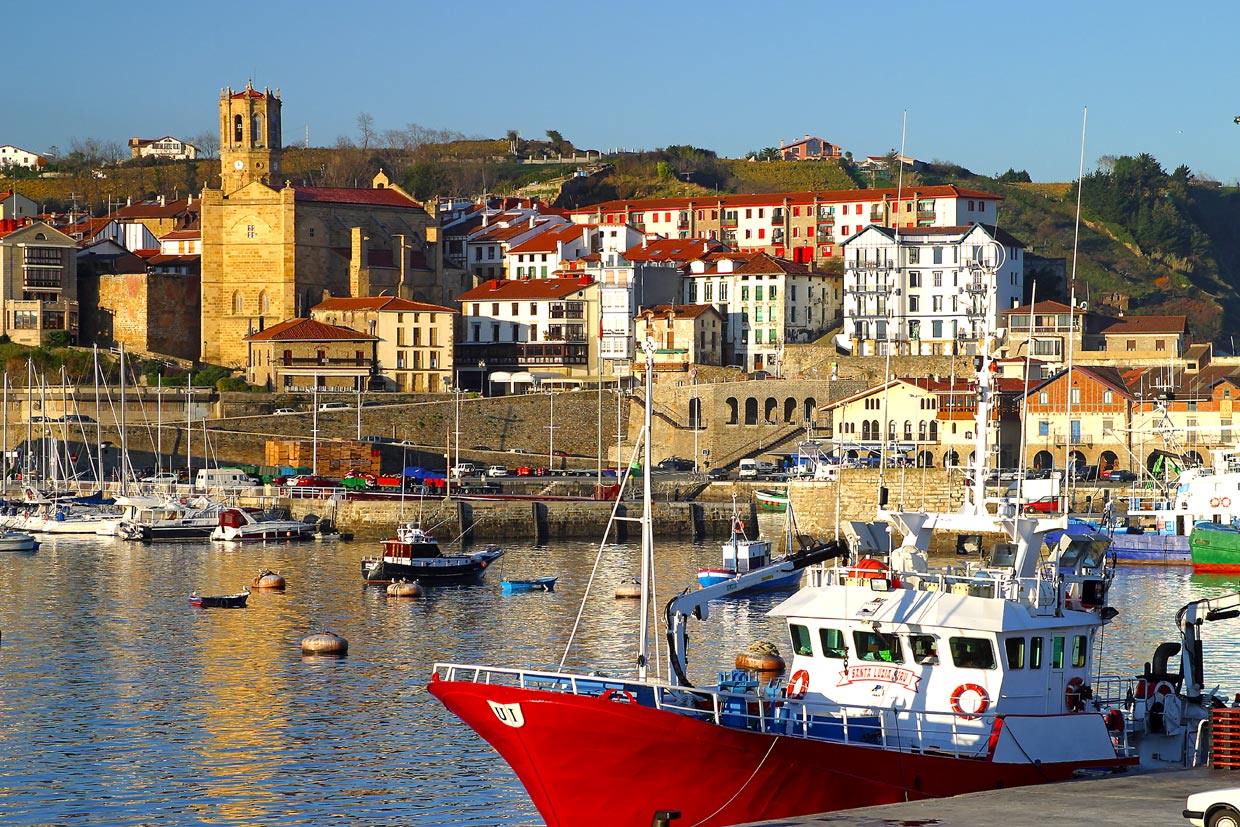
[{"x1": 0, "y1": 525, "x2": 1238, "y2": 826}]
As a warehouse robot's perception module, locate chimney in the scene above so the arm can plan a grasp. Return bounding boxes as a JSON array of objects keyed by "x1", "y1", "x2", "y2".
[
  {"x1": 159, "y1": 195, "x2": 166, "y2": 207},
  {"x1": 349, "y1": 227, "x2": 370, "y2": 296},
  {"x1": 187, "y1": 193, "x2": 193, "y2": 206},
  {"x1": 780, "y1": 140, "x2": 785, "y2": 149}
]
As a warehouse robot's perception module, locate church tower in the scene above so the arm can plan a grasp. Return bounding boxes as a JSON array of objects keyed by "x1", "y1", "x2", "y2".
[{"x1": 218, "y1": 81, "x2": 282, "y2": 193}]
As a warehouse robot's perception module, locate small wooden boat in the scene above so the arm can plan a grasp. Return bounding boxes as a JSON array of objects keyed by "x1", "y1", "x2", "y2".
[
  {"x1": 188, "y1": 590, "x2": 250, "y2": 608},
  {"x1": 501, "y1": 576, "x2": 557, "y2": 593},
  {"x1": 754, "y1": 488, "x2": 788, "y2": 512}
]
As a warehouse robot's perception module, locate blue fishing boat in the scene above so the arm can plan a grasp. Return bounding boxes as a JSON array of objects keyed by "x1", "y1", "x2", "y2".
[{"x1": 501, "y1": 577, "x2": 557, "y2": 593}]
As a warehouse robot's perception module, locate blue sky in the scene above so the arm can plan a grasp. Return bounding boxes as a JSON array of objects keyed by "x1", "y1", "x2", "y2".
[{"x1": 6, "y1": 1, "x2": 1240, "y2": 183}]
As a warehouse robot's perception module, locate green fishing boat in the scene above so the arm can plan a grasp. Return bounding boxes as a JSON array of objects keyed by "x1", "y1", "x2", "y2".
[
  {"x1": 754, "y1": 488, "x2": 788, "y2": 512},
  {"x1": 1188, "y1": 521, "x2": 1240, "y2": 573}
]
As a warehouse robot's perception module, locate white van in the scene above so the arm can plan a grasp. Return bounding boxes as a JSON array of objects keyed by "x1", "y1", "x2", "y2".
[
  {"x1": 318, "y1": 401, "x2": 350, "y2": 412},
  {"x1": 195, "y1": 468, "x2": 258, "y2": 492},
  {"x1": 738, "y1": 458, "x2": 777, "y2": 479}
]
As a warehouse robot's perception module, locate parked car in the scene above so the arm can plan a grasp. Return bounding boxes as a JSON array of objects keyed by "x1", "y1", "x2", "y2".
[
  {"x1": 1184, "y1": 787, "x2": 1240, "y2": 827},
  {"x1": 140, "y1": 472, "x2": 180, "y2": 485},
  {"x1": 58, "y1": 414, "x2": 96, "y2": 423},
  {"x1": 286, "y1": 475, "x2": 340, "y2": 488},
  {"x1": 1101, "y1": 469, "x2": 1138, "y2": 483},
  {"x1": 707, "y1": 468, "x2": 729, "y2": 481},
  {"x1": 1022, "y1": 496, "x2": 1060, "y2": 515},
  {"x1": 657, "y1": 457, "x2": 694, "y2": 472},
  {"x1": 360, "y1": 400, "x2": 382, "y2": 407},
  {"x1": 1074, "y1": 465, "x2": 1100, "y2": 482},
  {"x1": 486, "y1": 465, "x2": 509, "y2": 477},
  {"x1": 359, "y1": 435, "x2": 386, "y2": 443},
  {"x1": 273, "y1": 408, "x2": 297, "y2": 415}
]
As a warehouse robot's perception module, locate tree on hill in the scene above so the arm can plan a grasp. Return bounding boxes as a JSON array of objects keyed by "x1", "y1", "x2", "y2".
[
  {"x1": 997, "y1": 168, "x2": 1032, "y2": 183},
  {"x1": 748, "y1": 147, "x2": 781, "y2": 161},
  {"x1": 546, "y1": 130, "x2": 572, "y2": 156}
]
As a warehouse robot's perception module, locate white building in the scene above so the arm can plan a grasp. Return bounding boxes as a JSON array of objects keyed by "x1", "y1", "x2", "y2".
[
  {"x1": 0, "y1": 146, "x2": 46, "y2": 170},
  {"x1": 840, "y1": 224, "x2": 1025, "y2": 357},
  {"x1": 128, "y1": 136, "x2": 199, "y2": 161},
  {"x1": 682, "y1": 251, "x2": 840, "y2": 372},
  {"x1": 506, "y1": 222, "x2": 599, "y2": 280}
]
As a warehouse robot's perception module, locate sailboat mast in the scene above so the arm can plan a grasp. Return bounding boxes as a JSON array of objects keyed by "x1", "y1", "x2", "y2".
[
  {"x1": 186, "y1": 373, "x2": 192, "y2": 482},
  {"x1": 94, "y1": 346, "x2": 103, "y2": 490},
  {"x1": 638, "y1": 336, "x2": 654, "y2": 681},
  {"x1": 119, "y1": 344, "x2": 127, "y2": 493},
  {"x1": 25, "y1": 359, "x2": 32, "y2": 484}
]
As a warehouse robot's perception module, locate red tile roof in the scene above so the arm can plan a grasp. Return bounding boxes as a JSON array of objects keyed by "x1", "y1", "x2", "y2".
[
  {"x1": 109, "y1": 198, "x2": 198, "y2": 220},
  {"x1": 160, "y1": 229, "x2": 201, "y2": 240},
  {"x1": 730, "y1": 252, "x2": 817, "y2": 275},
  {"x1": 637, "y1": 304, "x2": 721, "y2": 320},
  {"x1": 293, "y1": 187, "x2": 422, "y2": 209},
  {"x1": 623, "y1": 237, "x2": 725, "y2": 262},
  {"x1": 312, "y1": 296, "x2": 454, "y2": 313},
  {"x1": 507, "y1": 223, "x2": 593, "y2": 254},
  {"x1": 243, "y1": 318, "x2": 377, "y2": 342},
  {"x1": 458, "y1": 277, "x2": 593, "y2": 302},
  {"x1": 1095, "y1": 314, "x2": 1187, "y2": 335}
]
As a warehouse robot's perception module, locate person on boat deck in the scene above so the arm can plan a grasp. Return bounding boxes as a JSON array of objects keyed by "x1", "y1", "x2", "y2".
[{"x1": 912, "y1": 635, "x2": 938, "y2": 665}]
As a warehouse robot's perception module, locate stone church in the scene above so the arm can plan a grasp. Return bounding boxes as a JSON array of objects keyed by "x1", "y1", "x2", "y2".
[{"x1": 200, "y1": 82, "x2": 444, "y2": 367}]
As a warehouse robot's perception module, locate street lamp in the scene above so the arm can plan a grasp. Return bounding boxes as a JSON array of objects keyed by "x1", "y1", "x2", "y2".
[
  {"x1": 478, "y1": 359, "x2": 487, "y2": 397},
  {"x1": 690, "y1": 367, "x2": 699, "y2": 473},
  {"x1": 547, "y1": 387, "x2": 555, "y2": 471}
]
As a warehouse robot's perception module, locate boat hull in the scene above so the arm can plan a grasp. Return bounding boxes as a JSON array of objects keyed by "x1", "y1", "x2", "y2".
[
  {"x1": 427, "y1": 678, "x2": 1129, "y2": 827},
  {"x1": 696, "y1": 567, "x2": 802, "y2": 592},
  {"x1": 361, "y1": 548, "x2": 504, "y2": 586},
  {"x1": 754, "y1": 489, "x2": 788, "y2": 512},
  {"x1": 1190, "y1": 523, "x2": 1240, "y2": 572},
  {"x1": 501, "y1": 577, "x2": 557, "y2": 592},
  {"x1": 188, "y1": 593, "x2": 249, "y2": 608}
]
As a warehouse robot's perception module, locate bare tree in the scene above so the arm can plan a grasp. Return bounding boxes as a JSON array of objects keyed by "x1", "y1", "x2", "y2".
[
  {"x1": 357, "y1": 112, "x2": 376, "y2": 151},
  {"x1": 193, "y1": 130, "x2": 220, "y2": 159}
]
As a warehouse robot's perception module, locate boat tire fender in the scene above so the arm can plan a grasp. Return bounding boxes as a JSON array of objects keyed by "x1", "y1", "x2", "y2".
[
  {"x1": 786, "y1": 669, "x2": 810, "y2": 699},
  {"x1": 949, "y1": 683, "x2": 990, "y2": 719}
]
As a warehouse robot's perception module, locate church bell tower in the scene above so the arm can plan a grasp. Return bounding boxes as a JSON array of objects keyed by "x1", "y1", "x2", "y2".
[{"x1": 218, "y1": 81, "x2": 283, "y2": 193}]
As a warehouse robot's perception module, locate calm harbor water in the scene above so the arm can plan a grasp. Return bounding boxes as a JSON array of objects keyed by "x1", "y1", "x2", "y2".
[{"x1": 2, "y1": 520, "x2": 1240, "y2": 826}]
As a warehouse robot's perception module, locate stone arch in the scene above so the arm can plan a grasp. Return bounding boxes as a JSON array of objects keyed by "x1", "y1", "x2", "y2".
[
  {"x1": 862, "y1": 420, "x2": 874, "y2": 441},
  {"x1": 1099, "y1": 450, "x2": 1118, "y2": 471},
  {"x1": 929, "y1": 420, "x2": 939, "y2": 441},
  {"x1": 1034, "y1": 450, "x2": 1054, "y2": 470},
  {"x1": 231, "y1": 291, "x2": 243, "y2": 315},
  {"x1": 234, "y1": 113, "x2": 244, "y2": 142},
  {"x1": 917, "y1": 450, "x2": 934, "y2": 468},
  {"x1": 253, "y1": 113, "x2": 263, "y2": 145},
  {"x1": 689, "y1": 397, "x2": 702, "y2": 429},
  {"x1": 1187, "y1": 450, "x2": 1204, "y2": 467},
  {"x1": 784, "y1": 398, "x2": 797, "y2": 423},
  {"x1": 918, "y1": 420, "x2": 928, "y2": 441},
  {"x1": 726, "y1": 397, "x2": 738, "y2": 425},
  {"x1": 1069, "y1": 450, "x2": 1087, "y2": 470},
  {"x1": 744, "y1": 398, "x2": 758, "y2": 425},
  {"x1": 258, "y1": 289, "x2": 271, "y2": 315},
  {"x1": 944, "y1": 450, "x2": 960, "y2": 467},
  {"x1": 764, "y1": 397, "x2": 778, "y2": 423},
  {"x1": 903, "y1": 420, "x2": 913, "y2": 441},
  {"x1": 803, "y1": 399, "x2": 817, "y2": 422}
]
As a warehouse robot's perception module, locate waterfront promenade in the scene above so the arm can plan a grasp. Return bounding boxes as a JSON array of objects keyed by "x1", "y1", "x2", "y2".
[{"x1": 741, "y1": 767, "x2": 1223, "y2": 827}]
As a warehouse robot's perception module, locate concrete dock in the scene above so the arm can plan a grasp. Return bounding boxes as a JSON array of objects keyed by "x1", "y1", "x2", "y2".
[{"x1": 739, "y1": 767, "x2": 1230, "y2": 827}]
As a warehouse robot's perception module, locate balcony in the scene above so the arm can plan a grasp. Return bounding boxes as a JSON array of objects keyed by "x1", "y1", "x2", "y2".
[
  {"x1": 721, "y1": 216, "x2": 738, "y2": 228},
  {"x1": 816, "y1": 214, "x2": 835, "y2": 225},
  {"x1": 771, "y1": 211, "x2": 785, "y2": 224},
  {"x1": 676, "y1": 220, "x2": 689, "y2": 230},
  {"x1": 815, "y1": 231, "x2": 834, "y2": 244},
  {"x1": 549, "y1": 309, "x2": 585, "y2": 320},
  {"x1": 280, "y1": 356, "x2": 370, "y2": 367},
  {"x1": 518, "y1": 342, "x2": 588, "y2": 366},
  {"x1": 916, "y1": 209, "x2": 935, "y2": 219}
]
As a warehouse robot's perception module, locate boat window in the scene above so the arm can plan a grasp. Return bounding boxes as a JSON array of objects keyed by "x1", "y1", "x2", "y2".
[
  {"x1": 790, "y1": 624, "x2": 814, "y2": 656},
  {"x1": 1005, "y1": 637, "x2": 1026, "y2": 669},
  {"x1": 910, "y1": 634, "x2": 938, "y2": 665},
  {"x1": 1030, "y1": 636, "x2": 1044, "y2": 669},
  {"x1": 853, "y1": 630, "x2": 904, "y2": 663},
  {"x1": 1051, "y1": 636, "x2": 1065, "y2": 669},
  {"x1": 1071, "y1": 635, "x2": 1087, "y2": 668},
  {"x1": 948, "y1": 637, "x2": 996, "y2": 669},
  {"x1": 819, "y1": 628, "x2": 847, "y2": 659}
]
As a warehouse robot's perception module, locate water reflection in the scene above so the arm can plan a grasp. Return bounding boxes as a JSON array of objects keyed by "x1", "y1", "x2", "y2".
[{"x1": 2, "y1": 536, "x2": 1240, "y2": 826}]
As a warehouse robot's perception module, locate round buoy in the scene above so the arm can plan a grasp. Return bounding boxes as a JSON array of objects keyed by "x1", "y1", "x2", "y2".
[
  {"x1": 615, "y1": 579, "x2": 642, "y2": 599},
  {"x1": 736, "y1": 640, "x2": 785, "y2": 673},
  {"x1": 253, "y1": 569, "x2": 287, "y2": 590},
  {"x1": 301, "y1": 631, "x2": 348, "y2": 656},
  {"x1": 386, "y1": 579, "x2": 423, "y2": 598}
]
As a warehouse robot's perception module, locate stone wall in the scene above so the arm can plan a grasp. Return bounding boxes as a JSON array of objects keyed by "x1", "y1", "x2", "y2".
[{"x1": 97, "y1": 273, "x2": 201, "y2": 361}]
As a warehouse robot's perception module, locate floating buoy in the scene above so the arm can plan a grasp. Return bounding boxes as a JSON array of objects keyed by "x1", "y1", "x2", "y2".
[
  {"x1": 736, "y1": 640, "x2": 785, "y2": 673},
  {"x1": 253, "y1": 569, "x2": 287, "y2": 590},
  {"x1": 301, "y1": 631, "x2": 348, "y2": 656},
  {"x1": 615, "y1": 578, "x2": 642, "y2": 599},
  {"x1": 386, "y1": 579, "x2": 423, "y2": 598}
]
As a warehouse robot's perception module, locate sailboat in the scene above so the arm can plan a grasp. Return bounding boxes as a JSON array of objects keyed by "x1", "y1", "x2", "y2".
[{"x1": 428, "y1": 249, "x2": 1240, "y2": 827}]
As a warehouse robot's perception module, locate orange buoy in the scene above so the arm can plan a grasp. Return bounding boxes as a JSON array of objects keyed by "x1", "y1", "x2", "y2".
[
  {"x1": 253, "y1": 569, "x2": 287, "y2": 590},
  {"x1": 301, "y1": 631, "x2": 348, "y2": 656},
  {"x1": 386, "y1": 579, "x2": 423, "y2": 598}
]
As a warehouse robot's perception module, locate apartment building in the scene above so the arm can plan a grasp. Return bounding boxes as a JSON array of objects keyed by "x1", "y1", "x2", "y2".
[
  {"x1": 0, "y1": 220, "x2": 80, "y2": 346},
  {"x1": 633, "y1": 304, "x2": 724, "y2": 371},
  {"x1": 566, "y1": 185, "x2": 1002, "y2": 265},
  {"x1": 242, "y1": 317, "x2": 379, "y2": 392},
  {"x1": 841, "y1": 224, "x2": 1025, "y2": 356},
  {"x1": 128, "y1": 136, "x2": 199, "y2": 160},
  {"x1": 311, "y1": 295, "x2": 455, "y2": 393},
  {"x1": 455, "y1": 277, "x2": 599, "y2": 393},
  {"x1": 1002, "y1": 300, "x2": 1186, "y2": 368}
]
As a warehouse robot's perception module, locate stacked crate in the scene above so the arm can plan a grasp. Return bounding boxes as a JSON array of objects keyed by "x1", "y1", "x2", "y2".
[
  {"x1": 1212, "y1": 708, "x2": 1240, "y2": 769},
  {"x1": 265, "y1": 440, "x2": 381, "y2": 476}
]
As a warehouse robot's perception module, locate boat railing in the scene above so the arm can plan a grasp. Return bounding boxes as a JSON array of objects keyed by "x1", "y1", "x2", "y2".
[
  {"x1": 806, "y1": 564, "x2": 1064, "y2": 614},
  {"x1": 431, "y1": 661, "x2": 993, "y2": 757}
]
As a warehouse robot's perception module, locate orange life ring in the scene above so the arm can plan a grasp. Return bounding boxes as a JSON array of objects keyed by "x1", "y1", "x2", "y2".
[
  {"x1": 600, "y1": 688, "x2": 636, "y2": 704},
  {"x1": 786, "y1": 669, "x2": 810, "y2": 699},
  {"x1": 1065, "y1": 676, "x2": 1087, "y2": 712},
  {"x1": 1104, "y1": 708, "x2": 1125, "y2": 732},
  {"x1": 1224, "y1": 497, "x2": 1233, "y2": 508},
  {"x1": 1211, "y1": 497, "x2": 1223, "y2": 508},
  {"x1": 949, "y1": 683, "x2": 990, "y2": 719}
]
